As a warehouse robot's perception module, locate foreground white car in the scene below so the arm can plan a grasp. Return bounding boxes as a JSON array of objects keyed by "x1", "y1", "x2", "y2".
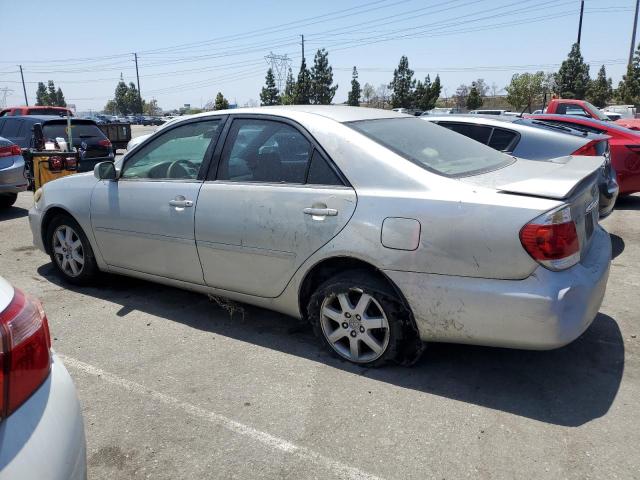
[{"x1": 0, "y1": 276, "x2": 86, "y2": 480}]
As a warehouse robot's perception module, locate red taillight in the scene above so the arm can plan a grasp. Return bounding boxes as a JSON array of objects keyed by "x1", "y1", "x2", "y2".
[
  {"x1": 572, "y1": 140, "x2": 599, "y2": 156},
  {"x1": 48, "y1": 156, "x2": 64, "y2": 171},
  {"x1": 0, "y1": 288, "x2": 51, "y2": 418},
  {"x1": 520, "y1": 206, "x2": 580, "y2": 271},
  {"x1": 98, "y1": 139, "x2": 112, "y2": 148},
  {"x1": 0, "y1": 144, "x2": 21, "y2": 158}
]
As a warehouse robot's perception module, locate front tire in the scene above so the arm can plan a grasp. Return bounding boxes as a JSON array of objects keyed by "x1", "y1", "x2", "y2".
[
  {"x1": 46, "y1": 214, "x2": 99, "y2": 285},
  {"x1": 307, "y1": 271, "x2": 421, "y2": 367}
]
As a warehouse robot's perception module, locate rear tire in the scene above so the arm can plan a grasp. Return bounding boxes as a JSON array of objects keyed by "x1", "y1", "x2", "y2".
[
  {"x1": 0, "y1": 193, "x2": 17, "y2": 208},
  {"x1": 307, "y1": 270, "x2": 422, "y2": 367},
  {"x1": 46, "y1": 214, "x2": 99, "y2": 285}
]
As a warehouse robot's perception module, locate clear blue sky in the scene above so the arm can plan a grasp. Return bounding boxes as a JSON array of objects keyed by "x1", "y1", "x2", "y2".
[{"x1": 0, "y1": 0, "x2": 636, "y2": 111}]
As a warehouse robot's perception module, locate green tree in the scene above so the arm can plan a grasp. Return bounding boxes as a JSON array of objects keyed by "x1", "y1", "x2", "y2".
[
  {"x1": 347, "y1": 66, "x2": 361, "y2": 106},
  {"x1": 389, "y1": 55, "x2": 415, "y2": 108},
  {"x1": 125, "y1": 82, "x2": 142, "y2": 114},
  {"x1": 214, "y1": 92, "x2": 229, "y2": 110},
  {"x1": 143, "y1": 98, "x2": 162, "y2": 116},
  {"x1": 103, "y1": 99, "x2": 117, "y2": 114},
  {"x1": 466, "y1": 82, "x2": 483, "y2": 110},
  {"x1": 260, "y1": 68, "x2": 280, "y2": 106},
  {"x1": 505, "y1": 71, "x2": 546, "y2": 111},
  {"x1": 35, "y1": 82, "x2": 49, "y2": 106},
  {"x1": 310, "y1": 48, "x2": 338, "y2": 104},
  {"x1": 281, "y1": 68, "x2": 296, "y2": 105},
  {"x1": 294, "y1": 57, "x2": 312, "y2": 104},
  {"x1": 429, "y1": 75, "x2": 442, "y2": 110},
  {"x1": 114, "y1": 81, "x2": 130, "y2": 115},
  {"x1": 413, "y1": 74, "x2": 441, "y2": 111},
  {"x1": 555, "y1": 43, "x2": 590, "y2": 99},
  {"x1": 617, "y1": 43, "x2": 640, "y2": 105},
  {"x1": 587, "y1": 65, "x2": 613, "y2": 108},
  {"x1": 47, "y1": 81, "x2": 56, "y2": 105},
  {"x1": 55, "y1": 87, "x2": 66, "y2": 107}
]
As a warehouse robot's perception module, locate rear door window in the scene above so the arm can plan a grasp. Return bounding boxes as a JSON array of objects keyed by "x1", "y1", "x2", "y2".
[
  {"x1": 488, "y1": 128, "x2": 518, "y2": 152},
  {"x1": 2, "y1": 119, "x2": 23, "y2": 138},
  {"x1": 307, "y1": 150, "x2": 344, "y2": 186},
  {"x1": 439, "y1": 122, "x2": 492, "y2": 145}
]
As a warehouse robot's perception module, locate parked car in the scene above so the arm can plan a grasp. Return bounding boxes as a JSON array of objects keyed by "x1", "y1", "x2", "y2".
[
  {"x1": 468, "y1": 109, "x2": 517, "y2": 116},
  {"x1": 422, "y1": 115, "x2": 618, "y2": 217},
  {"x1": 0, "y1": 116, "x2": 114, "y2": 172},
  {"x1": 0, "y1": 106, "x2": 73, "y2": 117},
  {"x1": 544, "y1": 98, "x2": 640, "y2": 130},
  {"x1": 0, "y1": 276, "x2": 86, "y2": 479},
  {"x1": 421, "y1": 107, "x2": 456, "y2": 116},
  {"x1": 0, "y1": 136, "x2": 27, "y2": 207},
  {"x1": 528, "y1": 114, "x2": 640, "y2": 196},
  {"x1": 29, "y1": 106, "x2": 610, "y2": 366}
]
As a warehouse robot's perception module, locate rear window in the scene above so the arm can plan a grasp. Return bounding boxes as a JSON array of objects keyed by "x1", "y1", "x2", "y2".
[
  {"x1": 347, "y1": 118, "x2": 514, "y2": 177},
  {"x1": 43, "y1": 122, "x2": 105, "y2": 140},
  {"x1": 439, "y1": 123, "x2": 492, "y2": 144},
  {"x1": 27, "y1": 108, "x2": 72, "y2": 116}
]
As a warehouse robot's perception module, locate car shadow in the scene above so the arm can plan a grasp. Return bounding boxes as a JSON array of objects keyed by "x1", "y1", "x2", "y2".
[
  {"x1": 610, "y1": 234, "x2": 625, "y2": 259},
  {"x1": 37, "y1": 263, "x2": 624, "y2": 428},
  {"x1": 615, "y1": 194, "x2": 640, "y2": 211},
  {"x1": 0, "y1": 206, "x2": 28, "y2": 221}
]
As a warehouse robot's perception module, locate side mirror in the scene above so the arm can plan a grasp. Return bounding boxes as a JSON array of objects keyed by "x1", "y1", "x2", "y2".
[
  {"x1": 94, "y1": 161, "x2": 117, "y2": 180},
  {"x1": 33, "y1": 123, "x2": 44, "y2": 150}
]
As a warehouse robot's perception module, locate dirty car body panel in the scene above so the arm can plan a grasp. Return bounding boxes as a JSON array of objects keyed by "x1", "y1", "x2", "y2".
[{"x1": 29, "y1": 106, "x2": 610, "y2": 351}]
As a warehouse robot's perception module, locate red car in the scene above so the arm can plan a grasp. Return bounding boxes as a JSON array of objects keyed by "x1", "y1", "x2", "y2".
[
  {"x1": 0, "y1": 106, "x2": 73, "y2": 117},
  {"x1": 528, "y1": 114, "x2": 640, "y2": 196}
]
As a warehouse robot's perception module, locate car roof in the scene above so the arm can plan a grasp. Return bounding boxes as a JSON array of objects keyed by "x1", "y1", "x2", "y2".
[
  {"x1": 423, "y1": 114, "x2": 522, "y2": 124},
  {"x1": 180, "y1": 105, "x2": 408, "y2": 124}
]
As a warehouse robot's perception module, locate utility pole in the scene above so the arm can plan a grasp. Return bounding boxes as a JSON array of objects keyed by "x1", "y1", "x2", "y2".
[
  {"x1": 630, "y1": 0, "x2": 640, "y2": 65},
  {"x1": 134, "y1": 53, "x2": 142, "y2": 114},
  {"x1": 577, "y1": 0, "x2": 584, "y2": 46},
  {"x1": 18, "y1": 65, "x2": 28, "y2": 106},
  {"x1": 300, "y1": 34, "x2": 305, "y2": 62}
]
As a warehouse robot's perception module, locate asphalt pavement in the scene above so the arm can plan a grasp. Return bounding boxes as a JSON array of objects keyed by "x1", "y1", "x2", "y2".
[{"x1": 0, "y1": 126, "x2": 638, "y2": 479}]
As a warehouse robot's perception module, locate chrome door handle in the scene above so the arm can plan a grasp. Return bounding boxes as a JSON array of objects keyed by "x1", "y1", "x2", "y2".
[
  {"x1": 169, "y1": 199, "x2": 193, "y2": 207},
  {"x1": 303, "y1": 207, "x2": 338, "y2": 216}
]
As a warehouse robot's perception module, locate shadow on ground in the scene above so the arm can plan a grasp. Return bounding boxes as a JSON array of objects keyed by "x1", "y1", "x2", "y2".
[
  {"x1": 37, "y1": 263, "x2": 624, "y2": 428},
  {"x1": 0, "y1": 206, "x2": 28, "y2": 221},
  {"x1": 614, "y1": 194, "x2": 640, "y2": 211},
  {"x1": 610, "y1": 234, "x2": 625, "y2": 259}
]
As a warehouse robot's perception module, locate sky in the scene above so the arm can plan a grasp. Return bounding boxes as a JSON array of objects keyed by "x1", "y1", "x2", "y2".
[{"x1": 0, "y1": 0, "x2": 636, "y2": 112}]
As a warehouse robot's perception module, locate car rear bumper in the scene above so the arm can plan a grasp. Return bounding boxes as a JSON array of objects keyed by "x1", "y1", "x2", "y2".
[
  {"x1": 0, "y1": 155, "x2": 28, "y2": 193},
  {"x1": 0, "y1": 353, "x2": 87, "y2": 480},
  {"x1": 384, "y1": 226, "x2": 611, "y2": 349}
]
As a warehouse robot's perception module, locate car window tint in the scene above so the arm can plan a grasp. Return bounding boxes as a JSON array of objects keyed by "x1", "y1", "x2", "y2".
[
  {"x1": 307, "y1": 150, "x2": 343, "y2": 185},
  {"x1": 121, "y1": 120, "x2": 220, "y2": 180},
  {"x1": 0, "y1": 119, "x2": 5, "y2": 134},
  {"x1": 488, "y1": 128, "x2": 517, "y2": 151},
  {"x1": 439, "y1": 122, "x2": 492, "y2": 144},
  {"x1": 218, "y1": 119, "x2": 311, "y2": 183},
  {"x1": 2, "y1": 119, "x2": 23, "y2": 138}
]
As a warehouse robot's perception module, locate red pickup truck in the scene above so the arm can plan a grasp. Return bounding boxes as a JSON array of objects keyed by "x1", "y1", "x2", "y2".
[{"x1": 545, "y1": 99, "x2": 640, "y2": 130}]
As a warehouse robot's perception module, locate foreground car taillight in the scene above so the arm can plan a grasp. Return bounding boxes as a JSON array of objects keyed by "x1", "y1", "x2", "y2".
[
  {"x1": 0, "y1": 144, "x2": 21, "y2": 158},
  {"x1": 0, "y1": 288, "x2": 51, "y2": 419},
  {"x1": 520, "y1": 206, "x2": 580, "y2": 271}
]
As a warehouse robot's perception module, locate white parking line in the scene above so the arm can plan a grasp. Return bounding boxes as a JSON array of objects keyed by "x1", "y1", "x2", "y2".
[{"x1": 59, "y1": 354, "x2": 384, "y2": 480}]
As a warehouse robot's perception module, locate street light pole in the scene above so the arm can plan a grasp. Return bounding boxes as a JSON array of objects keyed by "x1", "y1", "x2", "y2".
[{"x1": 577, "y1": 0, "x2": 585, "y2": 46}]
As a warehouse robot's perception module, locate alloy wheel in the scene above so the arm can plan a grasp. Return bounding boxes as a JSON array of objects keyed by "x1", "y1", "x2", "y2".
[
  {"x1": 52, "y1": 225, "x2": 85, "y2": 277},
  {"x1": 320, "y1": 288, "x2": 390, "y2": 363}
]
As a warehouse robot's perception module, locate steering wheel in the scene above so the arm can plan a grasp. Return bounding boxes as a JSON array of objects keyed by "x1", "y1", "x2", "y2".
[{"x1": 166, "y1": 159, "x2": 199, "y2": 179}]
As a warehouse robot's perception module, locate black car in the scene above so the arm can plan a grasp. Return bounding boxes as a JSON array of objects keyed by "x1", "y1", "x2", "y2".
[{"x1": 0, "y1": 115, "x2": 114, "y2": 173}]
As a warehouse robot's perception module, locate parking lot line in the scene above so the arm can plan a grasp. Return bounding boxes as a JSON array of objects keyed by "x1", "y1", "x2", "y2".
[{"x1": 58, "y1": 353, "x2": 384, "y2": 480}]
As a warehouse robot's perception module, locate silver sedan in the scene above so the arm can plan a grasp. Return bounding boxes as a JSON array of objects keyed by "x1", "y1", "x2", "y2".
[
  {"x1": 0, "y1": 136, "x2": 27, "y2": 208},
  {"x1": 28, "y1": 107, "x2": 611, "y2": 366}
]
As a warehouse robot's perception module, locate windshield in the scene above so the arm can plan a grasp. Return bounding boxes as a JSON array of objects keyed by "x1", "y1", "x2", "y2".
[
  {"x1": 582, "y1": 101, "x2": 611, "y2": 121},
  {"x1": 347, "y1": 117, "x2": 514, "y2": 177}
]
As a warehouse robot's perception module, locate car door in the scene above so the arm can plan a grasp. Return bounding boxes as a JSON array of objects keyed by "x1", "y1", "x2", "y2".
[
  {"x1": 91, "y1": 118, "x2": 224, "y2": 284},
  {"x1": 195, "y1": 116, "x2": 357, "y2": 298}
]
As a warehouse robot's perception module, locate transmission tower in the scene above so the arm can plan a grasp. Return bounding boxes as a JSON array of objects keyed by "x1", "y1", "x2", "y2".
[
  {"x1": 264, "y1": 52, "x2": 292, "y2": 92},
  {"x1": 0, "y1": 87, "x2": 14, "y2": 108}
]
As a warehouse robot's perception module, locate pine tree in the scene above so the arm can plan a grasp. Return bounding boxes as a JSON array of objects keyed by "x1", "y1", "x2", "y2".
[
  {"x1": 47, "y1": 81, "x2": 56, "y2": 105},
  {"x1": 413, "y1": 79, "x2": 426, "y2": 110},
  {"x1": 114, "y1": 80, "x2": 130, "y2": 115},
  {"x1": 429, "y1": 75, "x2": 442, "y2": 110},
  {"x1": 214, "y1": 92, "x2": 229, "y2": 110},
  {"x1": 617, "y1": 43, "x2": 640, "y2": 105},
  {"x1": 587, "y1": 65, "x2": 613, "y2": 108},
  {"x1": 260, "y1": 68, "x2": 280, "y2": 106},
  {"x1": 347, "y1": 66, "x2": 361, "y2": 106},
  {"x1": 55, "y1": 87, "x2": 66, "y2": 107},
  {"x1": 125, "y1": 82, "x2": 142, "y2": 114},
  {"x1": 35, "y1": 82, "x2": 49, "y2": 106},
  {"x1": 281, "y1": 68, "x2": 296, "y2": 105},
  {"x1": 389, "y1": 55, "x2": 415, "y2": 108},
  {"x1": 294, "y1": 58, "x2": 312, "y2": 105},
  {"x1": 555, "y1": 43, "x2": 590, "y2": 99},
  {"x1": 466, "y1": 82, "x2": 483, "y2": 110},
  {"x1": 310, "y1": 49, "x2": 338, "y2": 104}
]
